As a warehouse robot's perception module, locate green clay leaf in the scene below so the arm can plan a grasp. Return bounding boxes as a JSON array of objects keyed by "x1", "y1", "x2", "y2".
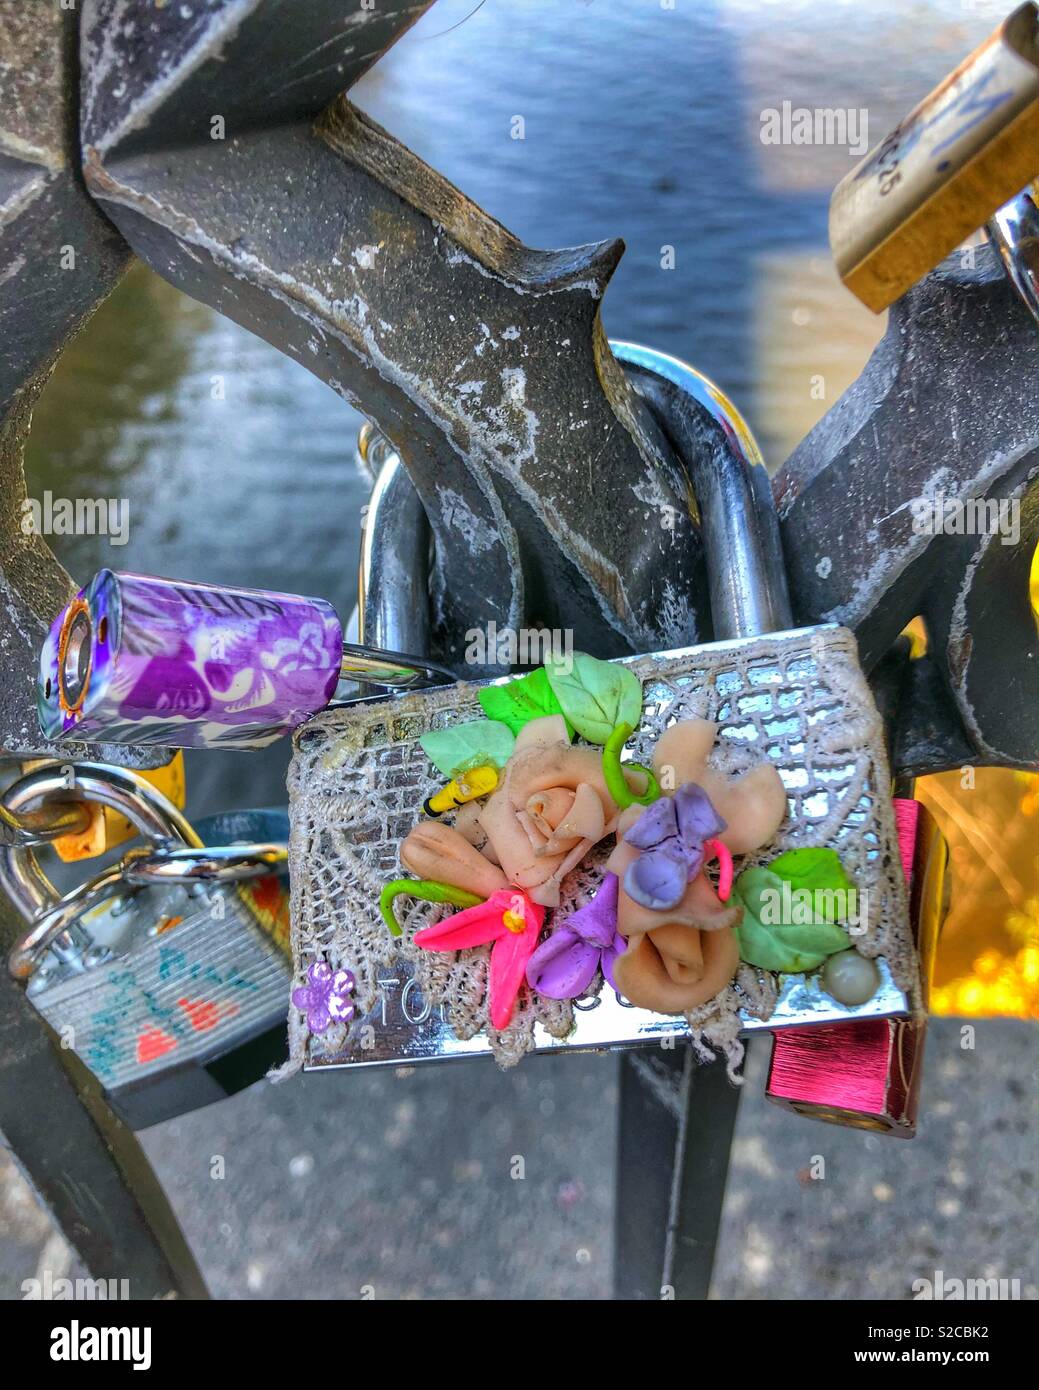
[
  {"x1": 735, "y1": 908, "x2": 826, "y2": 973},
  {"x1": 543, "y1": 652, "x2": 642, "y2": 746},
  {"x1": 766, "y1": 847, "x2": 856, "y2": 922},
  {"x1": 733, "y1": 866, "x2": 852, "y2": 974},
  {"x1": 419, "y1": 719, "x2": 515, "y2": 778},
  {"x1": 478, "y1": 666, "x2": 573, "y2": 737}
]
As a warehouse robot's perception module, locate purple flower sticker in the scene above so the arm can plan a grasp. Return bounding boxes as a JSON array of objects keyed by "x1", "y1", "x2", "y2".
[
  {"x1": 526, "y1": 873, "x2": 625, "y2": 999},
  {"x1": 622, "y1": 782, "x2": 725, "y2": 910},
  {"x1": 292, "y1": 960, "x2": 356, "y2": 1035}
]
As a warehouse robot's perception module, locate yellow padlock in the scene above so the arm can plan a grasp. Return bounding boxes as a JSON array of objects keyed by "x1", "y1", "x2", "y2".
[
  {"x1": 830, "y1": 2, "x2": 1039, "y2": 312},
  {"x1": 24, "y1": 751, "x2": 186, "y2": 862}
]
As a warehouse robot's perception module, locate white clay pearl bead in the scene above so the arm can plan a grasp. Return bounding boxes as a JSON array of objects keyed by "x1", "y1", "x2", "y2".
[{"x1": 821, "y1": 949, "x2": 880, "y2": 1006}]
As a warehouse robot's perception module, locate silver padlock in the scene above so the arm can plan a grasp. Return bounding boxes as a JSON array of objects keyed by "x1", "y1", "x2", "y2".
[
  {"x1": 286, "y1": 343, "x2": 918, "y2": 1100},
  {"x1": 0, "y1": 764, "x2": 292, "y2": 1127}
]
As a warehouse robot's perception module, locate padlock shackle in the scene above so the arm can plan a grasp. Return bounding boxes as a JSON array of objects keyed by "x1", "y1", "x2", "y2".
[
  {"x1": 122, "y1": 841, "x2": 288, "y2": 886},
  {"x1": 611, "y1": 342, "x2": 793, "y2": 641},
  {"x1": 0, "y1": 798, "x2": 92, "y2": 849},
  {"x1": 0, "y1": 763, "x2": 202, "y2": 979},
  {"x1": 9, "y1": 862, "x2": 130, "y2": 982},
  {"x1": 357, "y1": 448, "x2": 431, "y2": 657},
  {"x1": 356, "y1": 343, "x2": 793, "y2": 658},
  {"x1": 989, "y1": 180, "x2": 1039, "y2": 328},
  {"x1": 338, "y1": 643, "x2": 456, "y2": 690}
]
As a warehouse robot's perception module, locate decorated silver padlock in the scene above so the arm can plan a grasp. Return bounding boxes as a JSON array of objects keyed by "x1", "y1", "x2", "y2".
[
  {"x1": 283, "y1": 343, "x2": 922, "y2": 1122},
  {"x1": 0, "y1": 763, "x2": 292, "y2": 1128}
]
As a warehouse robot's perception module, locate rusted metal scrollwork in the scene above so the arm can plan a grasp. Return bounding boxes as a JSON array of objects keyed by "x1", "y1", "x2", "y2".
[
  {"x1": 0, "y1": 3, "x2": 167, "y2": 762},
  {"x1": 78, "y1": 0, "x2": 708, "y2": 668},
  {"x1": 778, "y1": 249, "x2": 1039, "y2": 775}
]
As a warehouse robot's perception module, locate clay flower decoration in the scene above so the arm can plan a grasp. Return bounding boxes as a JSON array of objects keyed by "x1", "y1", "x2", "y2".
[
  {"x1": 292, "y1": 959, "x2": 356, "y2": 1035},
  {"x1": 526, "y1": 872, "x2": 624, "y2": 999},
  {"x1": 385, "y1": 654, "x2": 791, "y2": 1033},
  {"x1": 413, "y1": 889, "x2": 545, "y2": 1030},
  {"x1": 376, "y1": 642, "x2": 870, "y2": 1041},
  {"x1": 622, "y1": 783, "x2": 733, "y2": 910},
  {"x1": 731, "y1": 847, "x2": 870, "y2": 1000},
  {"x1": 382, "y1": 660, "x2": 651, "y2": 1030},
  {"x1": 609, "y1": 718, "x2": 788, "y2": 1015}
]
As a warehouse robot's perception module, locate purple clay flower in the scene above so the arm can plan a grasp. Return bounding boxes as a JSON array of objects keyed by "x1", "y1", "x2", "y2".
[
  {"x1": 526, "y1": 873, "x2": 625, "y2": 999},
  {"x1": 624, "y1": 843, "x2": 688, "y2": 911},
  {"x1": 292, "y1": 959, "x2": 356, "y2": 1035},
  {"x1": 622, "y1": 782, "x2": 726, "y2": 911},
  {"x1": 672, "y1": 782, "x2": 726, "y2": 850},
  {"x1": 622, "y1": 793, "x2": 678, "y2": 850}
]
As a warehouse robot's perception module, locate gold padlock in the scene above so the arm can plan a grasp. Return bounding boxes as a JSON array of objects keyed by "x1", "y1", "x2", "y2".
[
  {"x1": 830, "y1": 2, "x2": 1039, "y2": 312},
  {"x1": 24, "y1": 751, "x2": 186, "y2": 861}
]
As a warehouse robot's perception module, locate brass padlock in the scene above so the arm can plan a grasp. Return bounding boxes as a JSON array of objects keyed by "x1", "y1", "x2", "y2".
[{"x1": 830, "y1": 1, "x2": 1039, "y2": 313}]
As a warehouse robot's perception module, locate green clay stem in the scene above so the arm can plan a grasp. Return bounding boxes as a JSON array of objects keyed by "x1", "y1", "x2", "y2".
[
  {"x1": 379, "y1": 879, "x2": 485, "y2": 937},
  {"x1": 602, "y1": 722, "x2": 660, "y2": 808}
]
